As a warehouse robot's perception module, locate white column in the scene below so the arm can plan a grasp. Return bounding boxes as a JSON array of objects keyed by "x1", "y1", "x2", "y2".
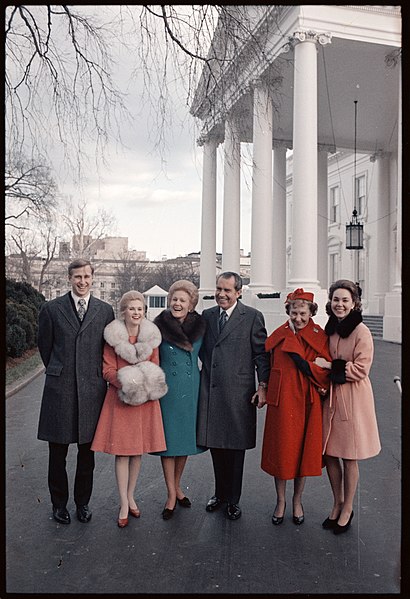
[
  {"x1": 199, "y1": 137, "x2": 217, "y2": 293},
  {"x1": 249, "y1": 82, "x2": 274, "y2": 290},
  {"x1": 288, "y1": 35, "x2": 319, "y2": 288},
  {"x1": 394, "y1": 60, "x2": 402, "y2": 292},
  {"x1": 375, "y1": 153, "x2": 390, "y2": 305},
  {"x1": 222, "y1": 118, "x2": 241, "y2": 273},
  {"x1": 317, "y1": 147, "x2": 329, "y2": 289},
  {"x1": 272, "y1": 145, "x2": 287, "y2": 290},
  {"x1": 288, "y1": 31, "x2": 331, "y2": 290}
]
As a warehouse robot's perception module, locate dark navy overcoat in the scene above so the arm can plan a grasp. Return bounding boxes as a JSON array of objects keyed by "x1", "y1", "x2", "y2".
[
  {"x1": 37, "y1": 293, "x2": 114, "y2": 444},
  {"x1": 197, "y1": 300, "x2": 270, "y2": 450}
]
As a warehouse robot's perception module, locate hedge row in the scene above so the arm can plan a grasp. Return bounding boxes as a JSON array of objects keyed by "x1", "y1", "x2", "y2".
[{"x1": 6, "y1": 279, "x2": 46, "y2": 358}]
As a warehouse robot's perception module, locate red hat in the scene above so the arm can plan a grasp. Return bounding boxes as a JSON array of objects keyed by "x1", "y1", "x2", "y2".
[{"x1": 285, "y1": 288, "x2": 314, "y2": 303}]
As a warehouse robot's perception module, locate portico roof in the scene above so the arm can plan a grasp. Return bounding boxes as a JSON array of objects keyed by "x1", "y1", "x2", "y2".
[{"x1": 191, "y1": 5, "x2": 401, "y2": 154}]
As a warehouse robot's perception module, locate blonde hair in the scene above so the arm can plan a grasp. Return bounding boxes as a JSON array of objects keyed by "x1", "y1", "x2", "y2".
[
  {"x1": 119, "y1": 290, "x2": 145, "y2": 319},
  {"x1": 168, "y1": 280, "x2": 199, "y2": 310}
]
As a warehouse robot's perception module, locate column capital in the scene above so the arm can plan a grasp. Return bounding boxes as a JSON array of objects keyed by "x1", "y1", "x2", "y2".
[
  {"x1": 318, "y1": 142, "x2": 336, "y2": 154},
  {"x1": 197, "y1": 132, "x2": 223, "y2": 147},
  {"x1": 369, "y1": 149, "x2": 390, "y2": 162},
  {"x1": 272, "y1": 138, "x2": 291, "y2": 151},
  {"x1": 287, "y1": 29, "x2": 332, "y2": 48}
]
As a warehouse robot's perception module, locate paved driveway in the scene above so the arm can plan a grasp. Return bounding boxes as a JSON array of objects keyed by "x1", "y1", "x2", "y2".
[{"x1": 4, "y1": 339, "x2": 402, "y2": 594}]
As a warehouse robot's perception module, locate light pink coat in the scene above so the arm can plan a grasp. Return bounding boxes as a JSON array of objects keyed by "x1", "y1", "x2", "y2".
[{"x1": 322, "y1": 322, "x2": 381, "y2": 460}]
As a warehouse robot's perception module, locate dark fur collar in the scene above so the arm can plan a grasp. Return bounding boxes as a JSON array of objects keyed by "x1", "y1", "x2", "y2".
[
  {"x1": 325, "y1": 310, "x2": 363, "y2": 338},
  {"x1": 154, "y1": 309, "x2": 206, "y2": 351}
]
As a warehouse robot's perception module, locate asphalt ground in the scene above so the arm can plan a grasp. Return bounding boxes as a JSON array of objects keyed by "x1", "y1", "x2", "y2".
[{"x1": 3, "y1": 339, "x2": 405, "y2": 596}]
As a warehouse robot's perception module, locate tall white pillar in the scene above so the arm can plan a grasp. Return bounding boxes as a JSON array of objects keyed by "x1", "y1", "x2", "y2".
[
  {"x1": 394, "y1": 60, "x2": 402, "y2": 292},
  {"x1": 383, "y1": 58, "x2": 401, "y2": 342},
  {"x1": 222, "y1": 118, "x2": 241, "y2": 273},
  {"x1": 199, "y1": 137, "x2": 217, "y2": 294},
  {"x1": 375, "y1": 153, "x2": 390, "y2": 305},
  {"x1": 272, "y1": 145, "x2": 287, "y2": 290},
  {"x1": 317, "y1": 147, "x2": 329, "y2": 289},
  {"x1": 288, "y1": 31, "x2": 331, "y2": 290},
  {"x1": 249, "y1": 81, "x2": 274, "y2": 290}
]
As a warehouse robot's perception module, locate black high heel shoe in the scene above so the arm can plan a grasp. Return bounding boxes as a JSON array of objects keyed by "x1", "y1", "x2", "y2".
[
  {"x1": 333, "y1": 511, "x2": 354, "y2": 535},
  {"x1": 272, "y1": 502, "x2": 286, "y2": 525},
  {"x1": 292, "y1": 504, "x2": 304, "y2": 525},
  {"x1": 322, "y1": 513, "x2": 341, "y2": 530}
]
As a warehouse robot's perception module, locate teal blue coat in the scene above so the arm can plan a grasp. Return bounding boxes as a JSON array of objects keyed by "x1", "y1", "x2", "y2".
[{"x1": 153, "y1": 339, "x2": 204, "y2": 456}]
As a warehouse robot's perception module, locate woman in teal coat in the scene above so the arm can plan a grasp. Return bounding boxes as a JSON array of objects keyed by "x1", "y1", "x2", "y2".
[{"x1": 153, "y1": 280, "x2": 206, "y2": 520}]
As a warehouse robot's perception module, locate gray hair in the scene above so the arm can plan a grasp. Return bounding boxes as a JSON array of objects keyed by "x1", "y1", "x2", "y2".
[{"x1": 217, "y1": 271, "x2": 242, "y2": 291}]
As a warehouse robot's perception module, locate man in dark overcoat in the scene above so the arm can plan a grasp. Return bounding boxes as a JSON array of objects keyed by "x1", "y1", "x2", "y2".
[
  {"x1": 197, "y1": 272, "x2": 270, "y2": 520},
  {"x1": 37, "y1": 258, "x2": 114, "y2": 524}
]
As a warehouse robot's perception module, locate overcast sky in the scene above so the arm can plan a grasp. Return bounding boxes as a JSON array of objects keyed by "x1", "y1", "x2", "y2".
[{"x1": 47, "y1": 5, "x2": 255, "y2": 261}]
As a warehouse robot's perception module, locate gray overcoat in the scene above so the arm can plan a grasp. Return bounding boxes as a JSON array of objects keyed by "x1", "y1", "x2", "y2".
[
  {"x1": 197, "y1": 300, "x2": 270, "y2": 450},
  {"x1": 37, "y1": 293, "x2": 114, "y2": 444}
]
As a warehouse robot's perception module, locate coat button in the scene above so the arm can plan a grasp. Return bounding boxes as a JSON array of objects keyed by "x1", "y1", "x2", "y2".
[
  {"x1": 172, "y1": 361, "x2": 177, "y2": 366},
  {"x1": 172, "y1": 372, "x2": 177, "y2": 376}
]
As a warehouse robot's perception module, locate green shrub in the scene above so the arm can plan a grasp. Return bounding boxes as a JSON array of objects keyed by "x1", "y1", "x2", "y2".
[
  {"x1": 6, "y1": 323, "x2": 27, "y2": 358},
  {"x1": 6, "y1": 279, "x2": 46, "y2": 358}
]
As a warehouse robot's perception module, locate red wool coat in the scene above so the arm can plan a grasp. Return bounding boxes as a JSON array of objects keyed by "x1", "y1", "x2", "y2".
[{"x1": 261, "y1": 319, "x2": 331, "y2": 480}]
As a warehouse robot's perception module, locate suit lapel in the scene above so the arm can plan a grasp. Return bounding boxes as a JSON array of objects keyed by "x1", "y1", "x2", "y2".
[
  {"x1": 208, "y1": 306, "x2": 220, "y2": 341},
  {"x1": 217, "y1": 302, "x2": 242, "y2": 341},
  {"x1": 58, "y1": 293, "x2": 81, "y2": 332},
  {"x1": 80, "y1": 295, "x2": 101, "y2": 334}
]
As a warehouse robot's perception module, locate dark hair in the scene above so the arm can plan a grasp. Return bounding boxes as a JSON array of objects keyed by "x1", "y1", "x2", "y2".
[
  {"x1": 68, "y1": 259, "x2": 94, "y2": 276},
  {"x1": 217, "y1": 271, "x2": 242, "y2": 291},
  {"x1": 325, "y1": 279, "x2": 362, "y2": 315},
  {"x1": 285, "y1": 299, "x2": 318, "y2": 317}
]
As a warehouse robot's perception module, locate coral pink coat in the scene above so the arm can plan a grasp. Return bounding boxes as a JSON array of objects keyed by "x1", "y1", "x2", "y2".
[
  {"x1": 322, "y1": 323, "x2": 381, "y2": 460},
  {"x1": 91, "y1": 336, "x2": 166, "y2": 456}
]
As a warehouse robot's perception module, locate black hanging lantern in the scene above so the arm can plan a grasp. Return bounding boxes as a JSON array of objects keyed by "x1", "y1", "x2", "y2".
[
  {"x1": 346, "y1": 209, "x2": 364, "y2": 249},
  {"x1": 346, "y1": 101, "x2": 364, "y2": 250}
]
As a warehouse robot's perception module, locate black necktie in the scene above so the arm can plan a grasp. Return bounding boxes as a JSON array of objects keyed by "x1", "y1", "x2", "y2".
[{"x1": 219, "y1": 310, "x2": 227, "y2": 333}]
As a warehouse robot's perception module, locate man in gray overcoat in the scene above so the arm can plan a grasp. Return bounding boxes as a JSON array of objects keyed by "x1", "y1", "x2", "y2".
[
  {"x1": 37, "y1": 258, "x2": 114, "y2": 524},
  {"x1": 197, "y1": 272, "x2": 270, "y2": 520}
]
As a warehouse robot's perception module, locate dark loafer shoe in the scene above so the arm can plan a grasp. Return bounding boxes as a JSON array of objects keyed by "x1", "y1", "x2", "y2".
[
  {"x1": 162, "y1": 504, "x2": 176, "y2": 520},
  {"x1": 176, "y1": 496, "x2": 192, "y2": 508},
  {"x1": 76, "y1": 504, "x2": 92, "y2": 523},
  {"x1": 226, "y1": 503, "x2": 241, "y2": 520},
  {"x1": 206, "y1": 496, "x2": 223, "y2": 512},
  {"x1": 53, "y1": 506, "x2": 70, "y2": 524}
]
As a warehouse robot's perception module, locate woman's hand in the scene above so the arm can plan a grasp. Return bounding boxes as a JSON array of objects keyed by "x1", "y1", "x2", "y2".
[{"x1": 314, "y1": 357, "x2": 332, "y2": 369}]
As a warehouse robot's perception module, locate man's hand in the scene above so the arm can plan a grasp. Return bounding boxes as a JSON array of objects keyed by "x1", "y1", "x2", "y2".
[{"x1": 251, "y1": 387, "x2": 266, "y2": 408}]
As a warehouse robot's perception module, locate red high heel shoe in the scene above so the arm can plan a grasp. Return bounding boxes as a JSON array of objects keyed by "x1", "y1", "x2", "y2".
[
  {"x1": 129, "y1": 507, "x2": 141, "y2": 518},
  {"x1": 117, "y1": 509, "x2": 129, "y2": 528}
]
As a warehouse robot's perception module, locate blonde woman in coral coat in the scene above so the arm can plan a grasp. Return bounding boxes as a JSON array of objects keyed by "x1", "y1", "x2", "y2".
[
  {"x1": 315, "y1": 280, "x2": 381, "y2": 535},
  {"x1": 92, "y1": 291, "x2": 167, "y2": 528}
]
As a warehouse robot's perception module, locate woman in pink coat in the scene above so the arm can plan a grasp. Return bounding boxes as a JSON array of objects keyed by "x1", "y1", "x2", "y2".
[
  {"x1": 315, "y1": 280, "x2": 381, "y2": 535},
  {"x1": 92, "y1": 291, "x2": 167, "y2": 527}
]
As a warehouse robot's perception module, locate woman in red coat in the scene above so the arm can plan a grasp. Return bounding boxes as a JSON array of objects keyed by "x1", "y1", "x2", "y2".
[{"x1": 261, "y1": 289, "x2": 331, "y2": 525}]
